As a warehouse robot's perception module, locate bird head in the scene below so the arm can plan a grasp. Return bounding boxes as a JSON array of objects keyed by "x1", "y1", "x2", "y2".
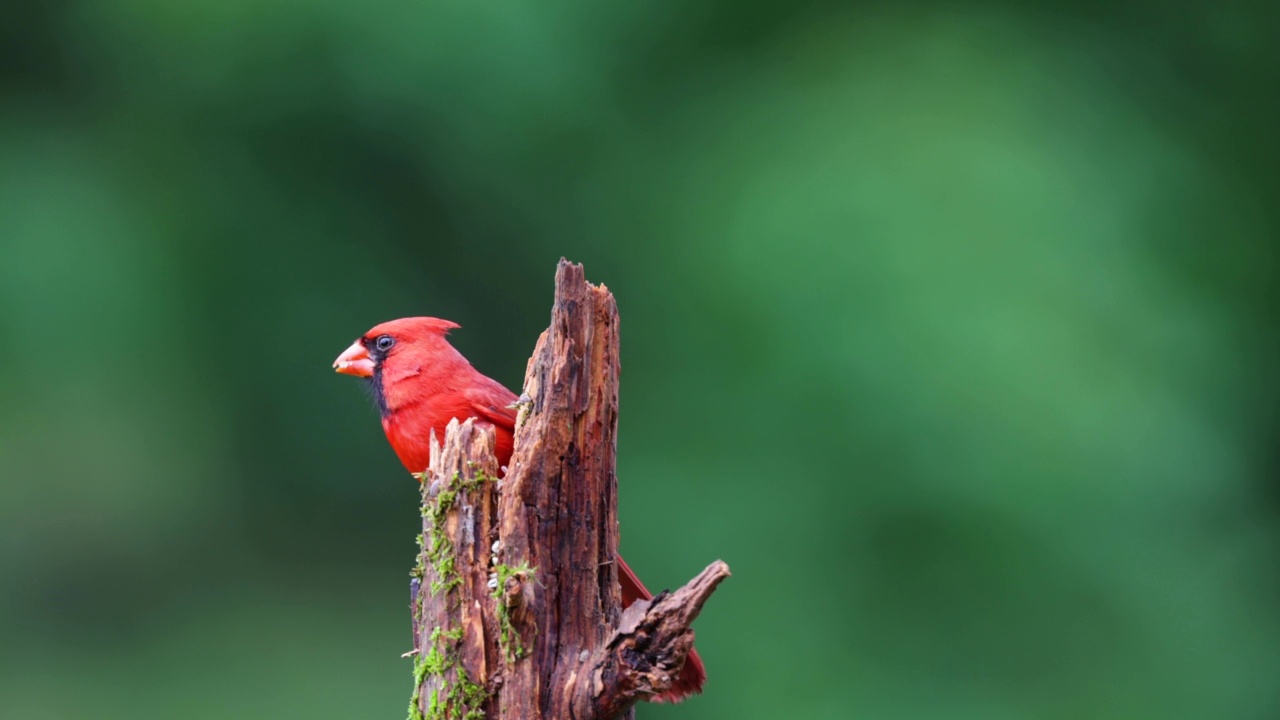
[{"x1": 333, "y1": 317, "x2": 463, "y2": 379}]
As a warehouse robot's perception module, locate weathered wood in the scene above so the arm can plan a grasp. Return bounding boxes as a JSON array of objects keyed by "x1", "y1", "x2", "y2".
[
  {"x1": 409, "y1": 419, "x2": 501, "y2": 720},
  {"x1": 574, "y1": 560, "x2": 731, "y2": 720},
  {"x1": 409, "y1": 259, "x2": 728, "y2": 720}
]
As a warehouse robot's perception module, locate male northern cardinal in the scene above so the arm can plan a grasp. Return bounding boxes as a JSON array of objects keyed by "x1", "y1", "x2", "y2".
[{"x1": 334, "y1": 316, "x2": 705, "y2": 703}]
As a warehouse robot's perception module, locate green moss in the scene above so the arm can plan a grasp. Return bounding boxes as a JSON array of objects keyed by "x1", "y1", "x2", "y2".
[
  {"x1": 492, "y1": 562, "x2": 537, "y2": 662},
  {"x1": 419, "y1": 470, "x2": 492, "y2": 598},
  {"x1": 451, "y1": 670, "x2": 489, "y2": 720},
  {"x1": 408, "y1": 623, "x2": 489, "y2": 720},
  {"x1": 410, "y1": 533, "x2": 427, "y2": 580},
  {"x1": 432, "y1": 626, "x2": 464, "y2": 643},
  {"x1": 420, "y1": 645, "x2": 447, "y2": 676},
  {"x1": 407, "y1": 650, "x2": 430, "y2": 720},
  {"x1": 408, "y1": 468, "x2": 496, "y2": 720}
]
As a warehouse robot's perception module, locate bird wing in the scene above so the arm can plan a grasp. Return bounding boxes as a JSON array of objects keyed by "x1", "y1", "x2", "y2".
[{"x1": 464, "y1": 383, "x2": 519, "y2": 433}]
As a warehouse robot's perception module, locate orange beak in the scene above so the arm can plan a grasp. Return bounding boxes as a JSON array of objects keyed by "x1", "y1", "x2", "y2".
[{"x1": 333, "y1": 339, "x2": 375, "y2": 377}]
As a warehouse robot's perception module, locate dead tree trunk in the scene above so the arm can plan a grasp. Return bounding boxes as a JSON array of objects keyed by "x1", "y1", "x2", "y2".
[{"x1": 407, "y1": 259, "x2": 729, "y2": 720}]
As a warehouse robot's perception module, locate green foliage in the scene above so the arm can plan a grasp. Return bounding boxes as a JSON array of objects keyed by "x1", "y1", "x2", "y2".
[{"x1": 3, "y1": 1, "x2": 1280, "y2": 719}]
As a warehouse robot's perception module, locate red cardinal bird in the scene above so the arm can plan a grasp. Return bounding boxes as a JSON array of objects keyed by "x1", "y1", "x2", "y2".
[{"x1": 334, "y1": 316, "x2": 705, "y2": 703}]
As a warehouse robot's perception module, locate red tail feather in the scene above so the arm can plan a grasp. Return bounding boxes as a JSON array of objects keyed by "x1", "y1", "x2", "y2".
[{"x1": 618, "y1": 556, "x2": 707, "y2": 703}]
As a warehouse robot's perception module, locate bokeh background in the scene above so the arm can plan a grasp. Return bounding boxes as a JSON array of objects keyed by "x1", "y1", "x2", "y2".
[{"x1": 3, "y1": 1, "x2": 1278, "y2": 718}]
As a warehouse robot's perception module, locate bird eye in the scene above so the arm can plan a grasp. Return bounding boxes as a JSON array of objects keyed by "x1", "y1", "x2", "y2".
[{"x1": 374, "y1": 335, "x2": 395, "y2": 352}]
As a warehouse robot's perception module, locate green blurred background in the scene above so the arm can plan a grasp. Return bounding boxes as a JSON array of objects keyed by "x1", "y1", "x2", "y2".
[{"x1": 3, "y1": 1, "x2": 1278, "y2": 718}]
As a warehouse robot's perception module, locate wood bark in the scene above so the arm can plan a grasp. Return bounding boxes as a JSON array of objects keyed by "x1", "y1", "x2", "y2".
[{"x1": 407, "y1": 259, "x2": 729, "y2": 720}]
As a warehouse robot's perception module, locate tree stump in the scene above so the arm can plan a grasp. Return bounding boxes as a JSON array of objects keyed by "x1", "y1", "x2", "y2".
[{"x1": 407, "y1": 260, "x2": 729, "y2": 720}]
